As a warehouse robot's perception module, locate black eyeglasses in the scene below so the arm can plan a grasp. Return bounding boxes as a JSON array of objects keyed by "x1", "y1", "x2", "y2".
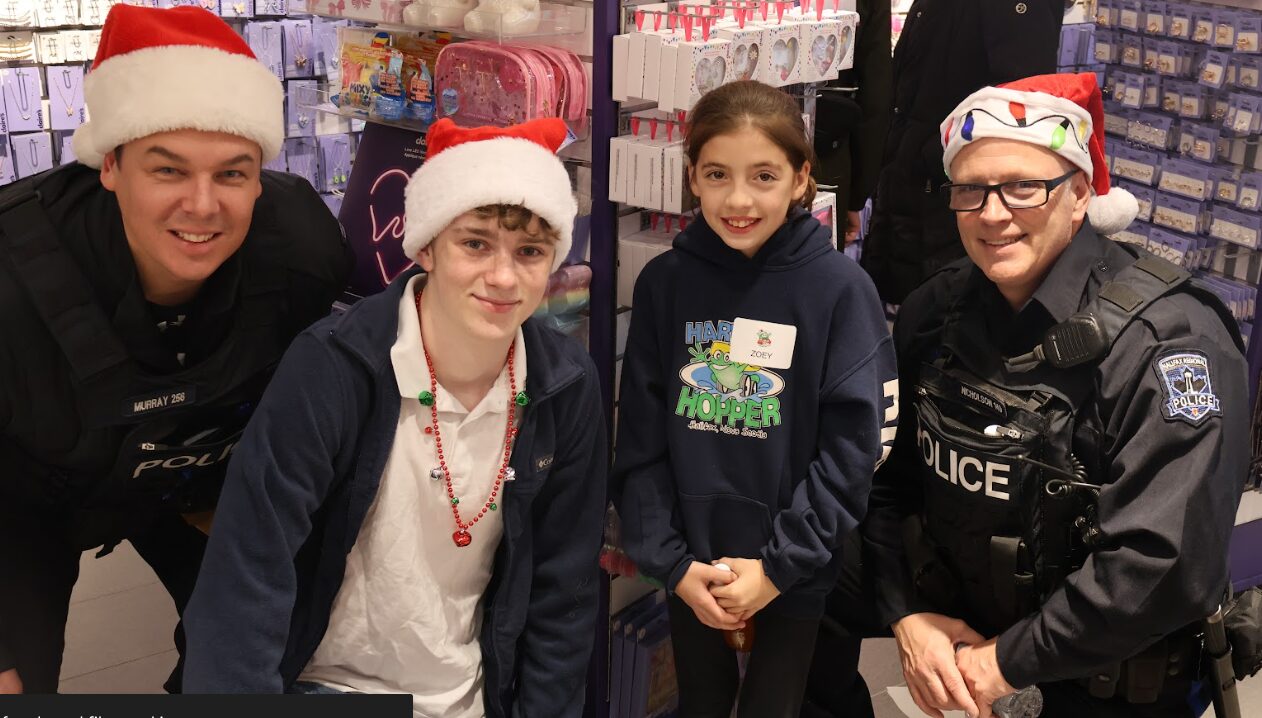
[{"x1": 942, "y1": 169, "x2": 1080, "y2": 212}]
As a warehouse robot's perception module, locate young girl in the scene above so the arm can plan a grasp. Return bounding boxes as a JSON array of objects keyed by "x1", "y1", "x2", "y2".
[{"x1": 612, "y1": 80, "x2": 897, "y2": 716}]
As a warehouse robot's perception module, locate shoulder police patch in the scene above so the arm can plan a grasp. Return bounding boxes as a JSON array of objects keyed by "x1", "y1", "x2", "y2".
[{"x1": 1153, "y1": 351, "x2": 1220, "y2": 425}]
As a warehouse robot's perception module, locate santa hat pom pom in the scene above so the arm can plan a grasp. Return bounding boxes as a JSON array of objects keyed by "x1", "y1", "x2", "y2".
[{"x1": 1087, "y1": 186, "x2": 1139, "y2": 236}]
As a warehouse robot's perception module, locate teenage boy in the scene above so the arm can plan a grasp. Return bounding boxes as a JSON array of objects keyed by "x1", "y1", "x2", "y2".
[{"x1": 182, "y1": 118, "x2": 606, "y2": 718}]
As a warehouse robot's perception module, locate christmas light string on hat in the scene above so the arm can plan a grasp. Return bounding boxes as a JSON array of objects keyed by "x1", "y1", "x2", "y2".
[{"x1": 941, "y1": 72, "x2": 1139, "y2": 235}]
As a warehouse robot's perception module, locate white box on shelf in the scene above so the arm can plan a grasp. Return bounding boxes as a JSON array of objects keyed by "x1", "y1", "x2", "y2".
[
  {"x1": 717, "y1": 24, "x2": 769, "y2": 83},
  {"x1": 627, "y1": 31, "x2": 650, "y2": 101},
  {"x1": 790, "y1": 18, "x2": 846, "y2": 83},
  {"x1": 617, "y1": 238, "x2": 636, "y2": 307},
  {"x1": 835, "y1": 11, "x2": 858, "y2": 71},
  {"x1": 609, "y1": 135, "x2": 631, "y2": 203},
  {"x1": 760, "y1": 23, "x2": 803, "y2": 87},
  {"x1": 612, "y1": 33, "x2": 630, "y2": 102},
  {"x1": 673, "y1": 37, "x2": 733, "y2": 112},
  {"x1": 662, "y1": 141, "x2": 691, "y2": 214},
  {"x1": 629, "y1": 139, "x2": 664, "y2": 210},
  {"x1": 658, "y1": 42, "x2": 679, "y2": 112},
  {"x1": 643, "y1": 30, "x2": 686, "y2": 103}
]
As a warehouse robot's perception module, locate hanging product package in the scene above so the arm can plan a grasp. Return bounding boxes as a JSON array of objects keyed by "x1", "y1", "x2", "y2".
[{"x1": 335, "y1": 42, "x2": 405, "y2": 122}]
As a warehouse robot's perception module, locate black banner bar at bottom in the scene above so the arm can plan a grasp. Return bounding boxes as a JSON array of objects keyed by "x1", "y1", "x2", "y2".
[{"x1": 0, "y1": 694, "x2": 412, "y2": 718}]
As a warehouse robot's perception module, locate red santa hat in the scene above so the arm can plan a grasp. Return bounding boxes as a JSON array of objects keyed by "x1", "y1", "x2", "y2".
[
  {"x1": 72, "y1": 5, "x2": 283, "y2": 169},
  {"x1": 940, "y1": 72, "x2": 1138, "y2": 235},
  {"x1": 404, "y1": 118, "x2": 576, "y2": 270}
]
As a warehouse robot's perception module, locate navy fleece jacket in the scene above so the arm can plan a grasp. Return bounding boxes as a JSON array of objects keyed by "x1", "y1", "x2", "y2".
[
  {"x1": 181, "y1": 268, "x2": 607, "y2": 717},
  {"x1": 612, "y1": 208, "x2": 897, "y2": 617}
]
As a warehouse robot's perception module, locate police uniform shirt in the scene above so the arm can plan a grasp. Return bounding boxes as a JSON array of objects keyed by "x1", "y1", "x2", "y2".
[{"x1": 865, "y1": 225, "x2": 1250, "y2": 689}]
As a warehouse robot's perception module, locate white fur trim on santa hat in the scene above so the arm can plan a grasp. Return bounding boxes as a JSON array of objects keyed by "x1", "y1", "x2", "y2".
[
  {"x1": 403, "y1": 136, "x2": 577, "y2": 270},
  {"x1": 73, "y1": 45, "x2": 283, "y2": 168},
  {"x1": 1087, "y1": 186, "x2": 1139, "y2": 235}
]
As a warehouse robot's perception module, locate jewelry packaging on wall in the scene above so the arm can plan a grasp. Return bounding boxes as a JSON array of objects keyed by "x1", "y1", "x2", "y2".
[
  {"x1": 1147, "y1": 227, "x2": 1197, "y2": 268},
  {"x1": 35, "y1": 32, "x2": 66, "y2": 63},
  {"x1": 2, "y1": 67, "x2": 45, "y2": 132},
  {"x1": 0, "y1": 31, "x2": 38, "y2": 62},
  {"x1": 219, "y1": 0, "x2": 252, "y2": 19},
  {"x1": 0, "y1": 140, "x2": 14, "y2": 185},
  {"x1": 670, "y1": 37, "x2": 733, "y2": 110},
  {"x1": 312, "y1": 18, "x2": 344, "y2": 81},
  {"x1": 283, "y1": 18, "x2": 314, "y2": 79},
  {"x1": 283, "y1": 136, "x2": 317, "y2": 188},
  {"x1": 1157, "y1": 156, "x2": 1212, "y2": 201},
  {"x1": 786, "y1": 18, "x2": 845, "y2": 84},
  {"x1": 262, "y1": 143, "x2": 288, "y2": 172},
  {"x1": 0, "y1": 0, "x2": 37, "y2": 26},
  {"x1": 759, "y1": 23, "x2": 801, "y2": 87},
  {"x1": 1115, "y1": 179, "x2": 1155, "y2": 223},
  {"x1": 316, "y1": 132, "x2": 350, "y2": 192},
  {"x1": 1210, "y1": 205, "x2": 1262, "y2": 250},
  {"x1": 254, "y1": 0, "x2": 283, "y2": 15},
  {"x1": 83, "y1": 27, "x2": 100, "y2": 58},
  {"x1": 55, "y1": 130, "x2": 75, "y2": 165},
  {"x1": 48, "y1": 64, "x2": 85, "y2": 131},
  {"x1": 34, "y1": 0, "x2": 67, "y2": 26},
  {"x1": 1151, "y1": 191, "x2": 1205, "y2": 236},
  {"x1": 78, "y1": 0, "x2": 107, "y2": 24},
  {"x1": 60, "y1": 29, "x2": 87, "y2": 61},
  {"x1": 245, "y1": 21, "x2": 284, "y2": 81},
  {"x1": 286, "y1": 78, "x2": 317, "y2": 138},
  {"x1": 11, "y1": 131, "x2": 53, "y2": 178}
]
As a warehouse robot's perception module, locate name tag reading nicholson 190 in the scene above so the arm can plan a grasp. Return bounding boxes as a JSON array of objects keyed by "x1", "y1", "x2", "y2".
[{"x1": 729, "y1": 318, "x2": 797, "y2": 369}]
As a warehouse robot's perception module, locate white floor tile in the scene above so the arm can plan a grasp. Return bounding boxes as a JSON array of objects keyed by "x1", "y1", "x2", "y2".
[
  {"x1": 70, "y1": 543, "x2": 160, "y2": 605},
  {"x1": 59, "y1": 582, "x2": 178, "y2": 681},
  {"x1": 58, "y1": 650, "x2": 177, "y2": 694}
]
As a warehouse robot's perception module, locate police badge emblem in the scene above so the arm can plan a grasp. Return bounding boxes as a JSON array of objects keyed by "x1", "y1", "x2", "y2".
[{"x1": 1155, "y1": 351, "x2": 1221, "y2": 425}]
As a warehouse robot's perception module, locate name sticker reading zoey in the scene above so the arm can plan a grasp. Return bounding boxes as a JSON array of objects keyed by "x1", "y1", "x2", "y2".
[
  {"x1": 1155, "y1": 351, "x2": 1221, "y2": 425},
  {"x1": 729, "y1": 318, "x2": 797, "y2": 369}
]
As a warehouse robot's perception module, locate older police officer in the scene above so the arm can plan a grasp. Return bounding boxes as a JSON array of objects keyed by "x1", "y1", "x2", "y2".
[{"x1": 863, "y1": 73, "x2": 1248, "y2": 718}]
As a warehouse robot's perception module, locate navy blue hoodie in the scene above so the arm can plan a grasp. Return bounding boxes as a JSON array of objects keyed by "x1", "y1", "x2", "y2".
[{"x1": 612, "y1": 209, "x2": 898, "y2": 617}]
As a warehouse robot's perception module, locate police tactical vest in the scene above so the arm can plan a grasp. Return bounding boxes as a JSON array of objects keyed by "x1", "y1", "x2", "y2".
[
  {"x1": 0, "y1": 189, "x2": 291, "y2": 528},
  {"x1": 911, "y1": 250, "x2": 1241, "y2": 636}
]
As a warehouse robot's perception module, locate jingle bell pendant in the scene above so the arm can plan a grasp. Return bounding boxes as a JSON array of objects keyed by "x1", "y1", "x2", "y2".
[
  {"x1": 418, "y1": 391, "x2": 435, "y2": 406},
  {"x1": 430, "y1": 467, "x2": 443, "y2": 480},
  {"x1": 514, "y1": 391, "x2": 530, "y2": 407},
  {"x1": 504, "y1": 467, "x2": 516, "y2": 481},
  {"x1": 452, "y1": 529, "x2": 472, "y2": 547}
]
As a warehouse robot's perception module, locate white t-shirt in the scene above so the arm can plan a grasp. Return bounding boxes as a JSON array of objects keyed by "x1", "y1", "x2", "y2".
[{"x1": 299, "y1": 274, "x2": 525, "y2": 718}]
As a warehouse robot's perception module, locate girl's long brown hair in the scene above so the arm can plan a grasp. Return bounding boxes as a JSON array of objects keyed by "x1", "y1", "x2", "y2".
[{"x1": 685, "y1": 80, "x2": 818, "y2": 209}]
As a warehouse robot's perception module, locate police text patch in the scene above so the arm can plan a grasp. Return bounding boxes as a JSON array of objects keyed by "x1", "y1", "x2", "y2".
[
  {"x1": 1154, "y1": 351, "x2": 1220, "y2": 425},
  {"x1": 122, "y1": 386, "x2": 197, "y2": 418}
]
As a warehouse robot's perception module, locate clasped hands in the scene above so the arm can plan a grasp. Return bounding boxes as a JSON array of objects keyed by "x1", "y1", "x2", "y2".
[
  {"x1": 892, "y1": 612, "x2": 1017, "y2": 718},
  {"x1": 674, "y1": 558, "x2": 780, "y2": 630}
]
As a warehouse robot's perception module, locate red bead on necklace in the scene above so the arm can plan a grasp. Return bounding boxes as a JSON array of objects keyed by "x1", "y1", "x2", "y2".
[{"x1": 415, "y1": 290, "x2": 519, "y2": 548}]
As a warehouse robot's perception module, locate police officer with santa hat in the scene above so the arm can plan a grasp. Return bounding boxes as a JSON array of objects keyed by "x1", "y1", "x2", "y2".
[
  {"x1": 862, "y1": 72, "x2": 1248, "y2": 718},
  {"x1": 0, "y1": 5, "x2": 350, "y2": 694}
]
